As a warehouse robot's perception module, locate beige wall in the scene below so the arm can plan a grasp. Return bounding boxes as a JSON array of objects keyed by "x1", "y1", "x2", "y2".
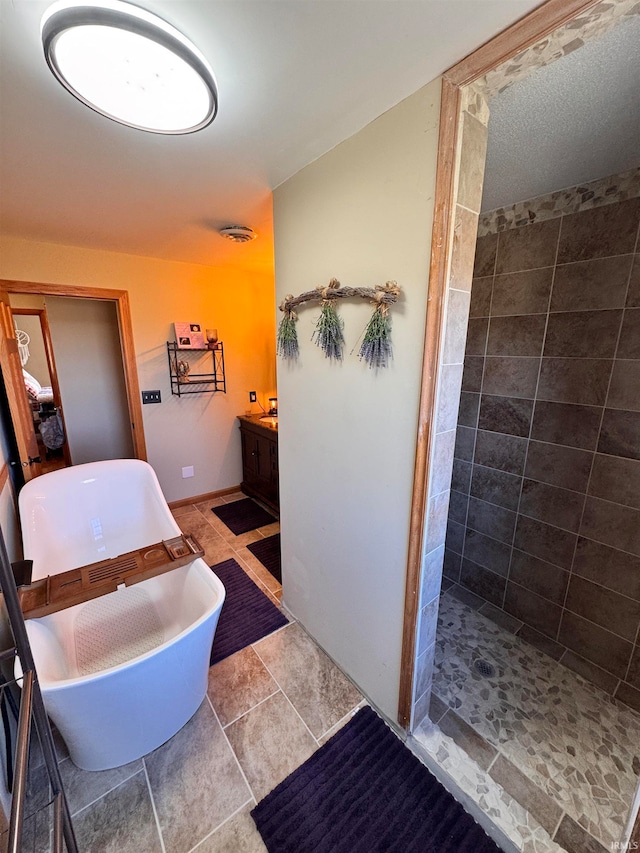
[
  {"x1": 0, "y1": 237, "x2": 276, "y2": 502},
  {"x1": 46, "y1": 296, "x2": 133, "y2": 464},
  {"x1": 273, "y1": 81, "x2": 441, "y2": 719}
]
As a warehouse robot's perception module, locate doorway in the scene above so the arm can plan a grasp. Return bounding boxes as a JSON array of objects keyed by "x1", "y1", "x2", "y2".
[
  {"x1": 11, "y1": 304, "x2": 71, "y2": 473},
  {"x1": 0, "y1": 280, "x2": 146, "y2": 484},
  {"x1": 399, "y1": 0, "x2": 640, "y2": 849}
]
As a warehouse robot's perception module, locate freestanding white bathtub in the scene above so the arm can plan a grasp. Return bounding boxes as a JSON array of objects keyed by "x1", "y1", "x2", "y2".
[{"x1": 18, "y1": 459, "x2": 225, "y2": 771}]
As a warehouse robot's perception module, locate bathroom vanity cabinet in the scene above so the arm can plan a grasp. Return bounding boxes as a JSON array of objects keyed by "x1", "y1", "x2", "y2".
[{"x1": 238, "y1": 416, "x2": 279, "y2": 512}]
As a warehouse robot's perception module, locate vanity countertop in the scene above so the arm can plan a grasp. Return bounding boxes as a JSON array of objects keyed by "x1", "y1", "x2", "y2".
[{"x1": 237, "y1": 413, "x2": 278, "y2": 431}]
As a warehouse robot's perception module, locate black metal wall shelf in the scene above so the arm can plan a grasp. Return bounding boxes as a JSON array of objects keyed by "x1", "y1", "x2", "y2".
[{"x1": 167, "y1": 342, "x2": 226, "y2": 396}]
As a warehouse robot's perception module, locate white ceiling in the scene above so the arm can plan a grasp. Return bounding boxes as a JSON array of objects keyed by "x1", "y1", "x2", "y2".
[
  {"x1": 482, "y1": 13, "x2": 640, "y2": 212},
  {"x1": 0, "y1": 0, "x2": 544, "y2": 271}
]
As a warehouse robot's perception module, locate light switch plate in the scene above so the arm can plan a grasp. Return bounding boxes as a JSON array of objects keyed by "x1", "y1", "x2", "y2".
[
  {"x1": 142, "y1": 390, "x2": 161, "y2": 404},
  {"x1": 249, "y1": 391, "x2": 257, "y2": 403}
]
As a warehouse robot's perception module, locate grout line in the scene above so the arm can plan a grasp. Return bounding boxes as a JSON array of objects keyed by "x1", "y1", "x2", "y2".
[
  {"x1": 485, "y1": 753, "x2": 499, "y2": 773},
  {"x1": 221, "y1": 688, "x2": 281, "y2": 729},
  {"x1": 316, "y1": 704, "x2": 364, "y2": 744},
  {"x1": 480, "y1": 353, "x2": 617, "y2": 361},
  {"x1": 234, "y1": 548, "x2": 282, "y2": 595},
  {"x1": 551, "y1": 811, "x2": 565, "y2": 840},
  {"x1": 450, "y1": 485, "x2": 640, "y2": 562},
  {"x1": 558, "y1": 273, "x2": 633, "y2": 640},
  {"x1": 232, "y1": 553, "x2": 282, "y2": 604},
  {"x1": 64, "y1": 762, "x2": 144, "y2": 819},
  {"x1": 142, "y1": 761, "x2": 167, "y2": 853},
  {"x1": 461, "y1": 429, "x2": 595, "y2": 455},
  {"x1": 462, "y1": 387, "x2": 638, "y2": 414},
  {"x1": 458, "y1": 244, "x2": 495, "y2": 596},
  {"x1": 251, "y1": 645, "x2": 321, "y2": 747},
  {"x1": 502, "y1": 217, "x2": 561, "y2": 613},
  {"x1": 251, "y1": 619, "x2": 292, "y2": 645},
  {"x1": 480, "y1": 249, "x2": 637, "y2": 275},
  {"x1": 186, "y1": 798, "x2": 256, "y2": 853},
  {"x1": 456, "y1": 202, "x2": 479, "y2": 217},
  {"x1": 623, "y1": 619, "x2": 640, "y2": 684},
  {"x1": 206, "y1": 694, "x2": 258, "y2": 803}
]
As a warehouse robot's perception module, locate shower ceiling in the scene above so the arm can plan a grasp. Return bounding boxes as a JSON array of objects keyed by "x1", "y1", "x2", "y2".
[{"x1": 483, "y1": 14, "x2": 640, "y2": 212}]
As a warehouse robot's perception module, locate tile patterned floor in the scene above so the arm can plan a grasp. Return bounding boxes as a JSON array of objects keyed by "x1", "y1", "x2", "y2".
[
  {"x1": 17, "y1": 493, "x2": 638, "y2": 852},
  {"x1": 417, "y1": 589, "x2": 640, "y2": 851},
  {"x1": 412, "y1": 720, "x2": 566, "y2": 853},
  {"x1": 19, "y1": 494, "x2": 364, "y2": 852}
]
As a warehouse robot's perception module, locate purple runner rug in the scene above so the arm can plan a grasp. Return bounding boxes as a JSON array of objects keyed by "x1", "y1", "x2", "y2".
[
  {"x1": 212, "y1": 498, "x2": 276, "y2": 536},
  {"x1": 210, "y1": 558, "x2": 287, "y2": 665},
  {"x1": 247, "y1": 534, "x2": 281, "y2": 583},
  {"x1": 251, "y1": 706, "x2": 501, "y2": 853}
]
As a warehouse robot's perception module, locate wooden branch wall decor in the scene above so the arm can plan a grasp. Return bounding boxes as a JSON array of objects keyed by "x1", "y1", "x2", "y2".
[{"x1": 277, "y1": 278, "x2": 400, "y2": 368}]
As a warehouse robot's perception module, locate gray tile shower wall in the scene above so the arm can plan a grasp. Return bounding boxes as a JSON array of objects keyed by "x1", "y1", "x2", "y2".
[{"x1": 446, "y1": 195, "x2": 640, "y2": 712}]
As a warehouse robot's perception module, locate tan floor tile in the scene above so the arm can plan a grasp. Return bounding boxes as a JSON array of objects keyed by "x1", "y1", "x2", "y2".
[
  {"x1": 231, "y1": 556, "x2": 282, "y2": 606},
  {"x1": 72, "y1": 771, "x2": 162, "y2": 853},
  {"x1": 256, "y1": 522, "x2": 280, "y2": 537},
  {"x1": 193, "y1": 804, "x2": 266, "y2": 853},
  {"x1": 207, "y1": 512, "x2": 242, "y2": 542},
  {"x1": 202, "y1": 535, "x2": 237, "y2": 568},
  {"x1": 175, "y1": 510, "x2": 208, "y2": 534},
  {"x1": 225, "y1": 692, "x2": 317, "y2": 801},
  {"x1": 195, "y1": 497, "x2": 227, "y2": 514},
  {"x1": 254, "y1": 623, "x2": 363, "y2": 739},
  {"x1": 208, "y1": 646, "x2": 279, "y2": 727},
  {"x1": 171, "y1": 504, "x2": 197, "y2": 518},
  {"x1": 171, "y1": 504, "x2": 194, "y2": 521},
  {"x1": 145, "y1": 700, "x2": 251, "y2": 853},
  {"x1": 178, "y1": 511, "x2": 219, "y2": 539},
  {"x1": 58, "y1": 756, "x2": 142, "y2": 816},
  {"x1": 230, "y1": 529, "x2": 266, "y2": 548},
  {"x1": 234, "y1": 549, "x2": 282, "y2": 595},
  {"x1": 221, "y1": 491, "x2": 246, "y2": 503},
  {"x1": 318, "y1": 701, "x2": 368, "y2": 746}
]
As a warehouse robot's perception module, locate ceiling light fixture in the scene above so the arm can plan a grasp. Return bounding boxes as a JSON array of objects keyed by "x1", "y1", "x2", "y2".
[
  {"x1": 41, "y1": 0, "x2": 218, "y2": 134},
  {"x1": 219, "y1": 225, "x2": 257, "y2": 243}
]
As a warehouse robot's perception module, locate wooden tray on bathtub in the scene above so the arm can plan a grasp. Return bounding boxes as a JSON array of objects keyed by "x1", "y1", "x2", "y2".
[{"x1": 18, "y1": 533, "x2": 205, "y2": 620}]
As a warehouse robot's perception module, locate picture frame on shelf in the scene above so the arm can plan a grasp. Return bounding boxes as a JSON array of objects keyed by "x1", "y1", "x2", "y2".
[{"x1": 174, "y1": 322, "x2": 206, "y2": 349}]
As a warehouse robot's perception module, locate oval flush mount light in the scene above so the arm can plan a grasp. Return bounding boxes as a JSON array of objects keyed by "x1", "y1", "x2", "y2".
[
  {"x1": 41, "y1": 0, "x2": 218, "y2": 134},
  {"x1": 219, "y1": 225, "x2": 257, "y2": 243}
]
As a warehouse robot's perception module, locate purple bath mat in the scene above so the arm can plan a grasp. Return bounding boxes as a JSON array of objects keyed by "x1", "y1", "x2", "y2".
[
  {"x1": 247, "y1": 534, "x2": 281, "y2": 583},
  {"x1": 210, "y1": 558, "x2": 287, "y2": 665},
  {"x1": 212, "y1": 498, "x2": 276, "y2": 535},
  {"x1": 251, "y1": 706, "x2": 501, "y2": 853}
]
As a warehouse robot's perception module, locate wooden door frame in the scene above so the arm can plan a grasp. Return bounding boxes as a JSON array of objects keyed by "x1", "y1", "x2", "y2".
[
  {"x1": 1, "y1": 280, "x2": 147, "y2": 462},
  {"x1": 398, "y1": 0, "x2": 606, "y2": 727},
  {"x1": 11, "y1": 306, "x2": 73, "y2": 466}
]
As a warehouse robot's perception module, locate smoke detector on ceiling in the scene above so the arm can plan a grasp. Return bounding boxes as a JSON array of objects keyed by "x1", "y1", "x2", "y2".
[{"x1": 219, "y1": 225, "x2": 257, "y2": 243}]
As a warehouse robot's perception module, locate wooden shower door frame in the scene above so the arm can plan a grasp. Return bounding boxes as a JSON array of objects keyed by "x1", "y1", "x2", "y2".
[{"x1": 399, "y1": 0, "x2": 606, "y2": 728}]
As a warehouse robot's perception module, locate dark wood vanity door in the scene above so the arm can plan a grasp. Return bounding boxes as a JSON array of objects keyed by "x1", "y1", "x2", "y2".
[{"x1": 239, "y1": 420, "x2": 279, "y2": 511}]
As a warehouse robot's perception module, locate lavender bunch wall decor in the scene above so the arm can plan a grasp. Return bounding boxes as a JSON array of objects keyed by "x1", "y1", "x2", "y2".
[
  {"x1": 312, "y1": 298, "x2": 345, "y2": 360},
  {"x1": 358, "y1": 297, "x2": 393, "y2": 369},
  {"x1": 277, "y1": 304, "x2": 299, "y2": 359},
  {"x1": 277, "y1": 278, "x2": 400, "y2": 367}
]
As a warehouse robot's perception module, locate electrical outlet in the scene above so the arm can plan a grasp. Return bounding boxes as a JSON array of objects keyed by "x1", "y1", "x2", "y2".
[
  {"x1": 142, "y1": 390, "x2": 161, "y2": 404},
  {"x1": 249, "y1": 391, "x2": 257, "y2": 403},
  {"x1": 182, "y1": 466, "x2": 194, "y2": 478}
]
